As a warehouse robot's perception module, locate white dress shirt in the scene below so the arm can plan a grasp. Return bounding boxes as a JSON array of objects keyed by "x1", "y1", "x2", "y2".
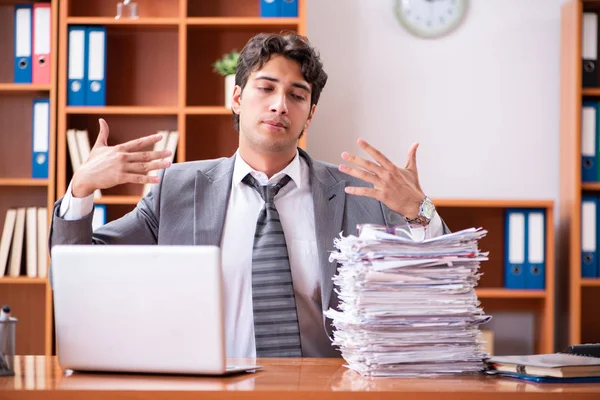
[{"x1": 59, "y1": 150, "x2": 444, "y2": 357}]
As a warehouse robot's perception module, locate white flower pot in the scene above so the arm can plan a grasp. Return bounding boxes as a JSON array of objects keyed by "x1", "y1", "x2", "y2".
[{"x1": 225, "y1": 74, "x2": 235, "y2": 109}]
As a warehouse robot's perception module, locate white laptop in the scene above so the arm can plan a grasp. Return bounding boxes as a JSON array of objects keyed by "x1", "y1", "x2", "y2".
[{"x1": 51, "y1": 245, "x2": 261, "y2": 375}]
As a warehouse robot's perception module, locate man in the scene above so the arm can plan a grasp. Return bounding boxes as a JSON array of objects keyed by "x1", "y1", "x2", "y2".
[{"x1": 50, "y1": 32, "x2": 449, "y2": 358}]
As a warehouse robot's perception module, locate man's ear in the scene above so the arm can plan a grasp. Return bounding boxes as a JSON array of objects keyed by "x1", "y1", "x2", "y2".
[{"x1": 232, "y1": 85, "x2": 242, "y2": 114}]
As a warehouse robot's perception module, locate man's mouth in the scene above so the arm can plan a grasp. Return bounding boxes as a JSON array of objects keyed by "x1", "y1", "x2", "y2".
[{"x1": 263, "y1": 120, "x2": 287, "y2": 129}]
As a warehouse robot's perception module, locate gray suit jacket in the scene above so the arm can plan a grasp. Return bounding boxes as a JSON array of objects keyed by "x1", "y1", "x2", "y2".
[{"x1": 50, "y1": 148, "x2": 449, "y2": 348}]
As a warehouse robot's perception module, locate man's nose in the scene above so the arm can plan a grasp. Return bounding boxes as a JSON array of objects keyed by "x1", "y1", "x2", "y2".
[{"x1": 270, "y1": 92, "x2": 288, "y2": 115}]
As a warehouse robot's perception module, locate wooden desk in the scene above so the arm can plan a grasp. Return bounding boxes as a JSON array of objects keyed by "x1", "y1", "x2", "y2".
[{"x1": 1, "y1": 356, "x2": 599, "y2": 399}]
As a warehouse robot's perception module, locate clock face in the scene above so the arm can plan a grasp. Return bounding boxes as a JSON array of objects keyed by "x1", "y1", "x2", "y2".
[{"x1": 395, "y1": 0, "x2": 468, "y2": 38}]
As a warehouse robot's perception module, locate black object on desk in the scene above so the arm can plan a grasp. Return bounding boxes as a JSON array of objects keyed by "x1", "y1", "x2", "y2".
[{"x1": 562, "y1": 344, "x2": 600, "y2": 359}]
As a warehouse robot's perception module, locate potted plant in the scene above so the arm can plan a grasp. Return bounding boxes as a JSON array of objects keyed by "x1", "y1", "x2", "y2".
[{"x1": 212, "y1": 50, "x2": 240, "y2": 109}]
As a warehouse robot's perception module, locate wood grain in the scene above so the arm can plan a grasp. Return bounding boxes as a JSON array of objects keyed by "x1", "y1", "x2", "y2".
[{"x1": 0, "y1": 356, "x2": 599, "y2": 399}]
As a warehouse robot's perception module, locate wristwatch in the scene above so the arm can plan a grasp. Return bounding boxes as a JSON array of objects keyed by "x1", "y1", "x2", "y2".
[{"x1": 406, "y1": 197, "x2": 435, "y2": 225}]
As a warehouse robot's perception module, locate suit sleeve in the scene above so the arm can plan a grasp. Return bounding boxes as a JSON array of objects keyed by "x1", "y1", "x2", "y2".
[{"x1": 48, "y1": 169, "x2": 166, "y2": 249}]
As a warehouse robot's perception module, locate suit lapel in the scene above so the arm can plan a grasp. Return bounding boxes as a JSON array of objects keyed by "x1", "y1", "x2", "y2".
[
  {"x1": 315, "y1": 181, "x2": 345, "y2": 316},
  {"x1": 194, "y1": 156, "x2": 235, "y2": 246},
  {"x1": 300, "y1": 150, "x2": 346, "y2": 328}
]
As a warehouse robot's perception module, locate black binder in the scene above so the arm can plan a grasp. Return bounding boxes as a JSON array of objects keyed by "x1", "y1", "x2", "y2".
[{"x1": 583, "y1": 12, "x2": 599, "y2": 87}]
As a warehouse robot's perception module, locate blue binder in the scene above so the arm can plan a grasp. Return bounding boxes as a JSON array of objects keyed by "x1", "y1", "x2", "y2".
[
  {"x1": 86, "y1": 26, "x2": 107, "y2": 106},
  {"x1": 32, "y1": 98, "x2": 50, "y2": 179},
  {"x1": 14, "y1": 4, "x2": 32, "y2": 83},
  {"x1": 67, "y1": 26, "x2": 87, "y2": 106},
  {"x1": 581, "y1": 196, "x2": 599, "y2": 278},
  {"x1": 504, "y1": 209, "x2": 527, "y2": 289},
  {"x1": 525, "y1": 210, "x2": 545, "y2": 289},
  {"x1": 280, "y1": 0, "x2": 298, "y2": 17},
  {"x1": 260, "y1": 0, "x2": 278, "y2": 17},
  {"x1": 582, "y1": 102, "x2": 598, "y2": 182}
]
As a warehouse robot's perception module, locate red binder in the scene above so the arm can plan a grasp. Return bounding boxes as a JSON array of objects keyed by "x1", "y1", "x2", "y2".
[{"x1": 32, "y1": 3, "x2": 51, "y2": 84}]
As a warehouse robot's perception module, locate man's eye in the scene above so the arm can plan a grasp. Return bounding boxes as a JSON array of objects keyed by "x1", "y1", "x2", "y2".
[
  {"x1": 258, "y1": 87, "x2": 273, "y2": 92},
  {"x1": 291, "y1": 94, "x2": 306, "y2": 100}
]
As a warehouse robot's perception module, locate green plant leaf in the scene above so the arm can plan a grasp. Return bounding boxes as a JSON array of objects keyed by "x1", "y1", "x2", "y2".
[{"x1": 212, "y1": 49, "x2": 240, "y2": 76}]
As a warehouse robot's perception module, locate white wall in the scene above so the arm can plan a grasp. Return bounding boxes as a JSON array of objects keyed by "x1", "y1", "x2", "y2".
[
  {"x1": 306, "y1": 0, "x2": 561, "y2": 201},
  {"x1": 306, "y1": 0, "x2": 563, "y2": 354}
]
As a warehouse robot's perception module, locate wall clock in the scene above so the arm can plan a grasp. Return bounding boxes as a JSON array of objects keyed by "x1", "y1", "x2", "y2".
[{"x1": 395, "y1": 0, "x2": 468, "y2": 39}]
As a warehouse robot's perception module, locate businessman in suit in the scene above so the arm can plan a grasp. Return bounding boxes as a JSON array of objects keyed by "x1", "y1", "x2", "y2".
[{"x1": 50, "y1": 32, "x2": 449, "y2": 358}]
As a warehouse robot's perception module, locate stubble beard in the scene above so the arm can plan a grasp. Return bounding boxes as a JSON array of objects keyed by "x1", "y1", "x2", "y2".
[{"x1": 244, "y1": 125, "x2": 303, "y2": 154}]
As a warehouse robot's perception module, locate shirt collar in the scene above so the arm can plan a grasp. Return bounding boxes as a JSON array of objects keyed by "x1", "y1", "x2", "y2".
[{"x1": 232, "y1": 149, "x2": 302, "y2": 189}]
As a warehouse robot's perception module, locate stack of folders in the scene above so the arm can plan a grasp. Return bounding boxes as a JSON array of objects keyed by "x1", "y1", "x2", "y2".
[
  {"x1": 581, "y1": 197, "x2": 600, "y2": 278},
  {"x1": 504, "y1": 209, "x2": 546, "y2": 289},
  {"x1": 67, "y1": 26, "x2": 106, "y2": 106},
  {"x1": 324, "y1": 225, "x2": 491, "y2": 377},
  {"x1": 13, "y1": 3, "x2": 52, "y2": 84},
  {"x1": 0, "y1": 207, "x2": 48, "y2": 279},
  {"x1": 485, "y1": 353, "x2": 600, "y2": 383}
]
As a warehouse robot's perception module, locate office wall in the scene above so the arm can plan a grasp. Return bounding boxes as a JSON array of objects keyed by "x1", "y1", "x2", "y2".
[
  {"x1": 306, "y1": 0, "x2": 560, "y2": 200},
  {"x1": 306, "y1": 0, "x2": 562, "y2": 354}
]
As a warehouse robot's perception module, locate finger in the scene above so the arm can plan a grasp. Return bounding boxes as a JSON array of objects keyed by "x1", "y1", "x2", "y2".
[
  {"x1": 344, "y1": 186, "x2": 383, "y2": 201},
  {"x1": 124, "y1": 159, "x2": 172, "y2": 175},
  {"x1": 118, "y1": 133, "x2": 165, "y2": 152},
  {"x1": 95, "y1": 118, "x2": 109, "y2": 147},
  {"x1": 118, "y1": 172, "x2": 162, "y2": 185},
  {"x1": 357, "y1": 138, "x2": 396, "y2": 170},
  {"x1": 338, "y1": 164, "x2": 381, "y2": 186},
  {"x1": 123, "y1": 150, "x2": 172, "y2": 163},
  {"x1": 341, "y1": 151, "x2": 384, "y2": 175},
  {"x1": 404, "y1": 142, "x2": 419, "y2": 172}
]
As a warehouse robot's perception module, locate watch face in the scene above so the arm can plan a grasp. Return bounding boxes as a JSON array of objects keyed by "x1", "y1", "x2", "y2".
[
  {"x1": 395, "y1": 0, "x2": 468, "y2": 39},
  {"x1": 421, "y1": 198, "x2": 435, "y2": 219}
]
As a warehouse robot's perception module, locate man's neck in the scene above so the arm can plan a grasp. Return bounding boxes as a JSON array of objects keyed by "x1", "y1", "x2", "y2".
[{"x1": 239, "y1": 148, "x2": 296, "y2": 179}]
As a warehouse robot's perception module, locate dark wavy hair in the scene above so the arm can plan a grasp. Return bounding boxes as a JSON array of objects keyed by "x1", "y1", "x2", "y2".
[{"x1": 232, "y1": 32, "x2": 328, "y2": 132}]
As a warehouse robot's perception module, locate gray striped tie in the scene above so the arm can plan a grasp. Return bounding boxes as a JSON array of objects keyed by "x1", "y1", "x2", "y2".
[{"x1": 242, "y1": 173, "x2": 302, "y2": 357}]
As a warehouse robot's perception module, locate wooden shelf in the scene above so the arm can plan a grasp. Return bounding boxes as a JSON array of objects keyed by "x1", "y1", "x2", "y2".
[
  {"x1": 0, "y1": 84, "x2": 52, "y2": 92},
  {"x1": 66, "y1": 106, "x2": 179, "y2": 115},
  {"x1": 475, "y1": 288, "x2": 547, "y2": 299},
  {"x1": 186, "y1": 106, "x2": 231, "y2": 115},
  {"x1": 95, "y1": 196, "x2": 140, "y2": 205},
  {"x1": 581, "y1": 278, "x2": 600, "y2": 287},
  {"x1": 582, "y1": 182, "x2": 600, "y2": 191},
  {"x1": 0, "y1": 278, "x2": 47, "y2": 285},
  {"x1": 434, "y1": 199, "x2": 554, "y2": 208},
  {"x1": 561, "y1": 0, "x2": 600, "y2": 346},
  {"x1": 186, "y1": 17, "x2": 300, "y2": 28},
  {"x1": 582, "y1": 88, "x2": 600, "y2": 96},
  {"x1": 66, "y1": 17, "x2": 180, "y2": 26},
  {"x1": 0, "y1": 178, "x2": 49, "y2": 187}
]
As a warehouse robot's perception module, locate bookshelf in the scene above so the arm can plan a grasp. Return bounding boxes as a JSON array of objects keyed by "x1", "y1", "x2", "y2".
[
  {"x1": 434, "y1": 199, "x2": 555, "y2": 354},
  {"x1": 560, "y1": 0, "x2": 600, "y2": 347},
  {"x1": 0, "y1": 0, "x2": 58, "y2": 356},
  {"x1": 56, "y1": 0, "x2": 307, "y2": 222}
]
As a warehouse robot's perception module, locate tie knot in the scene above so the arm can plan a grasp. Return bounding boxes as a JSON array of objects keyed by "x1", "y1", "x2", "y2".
[{"x1": 242, "y1": 174, "x2": 292, "y2": 204}]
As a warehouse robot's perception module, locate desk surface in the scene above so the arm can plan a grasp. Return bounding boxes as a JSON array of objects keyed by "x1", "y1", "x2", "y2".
[{"x1": 1, "y1": 356, "x2": 600, "y2": 400}]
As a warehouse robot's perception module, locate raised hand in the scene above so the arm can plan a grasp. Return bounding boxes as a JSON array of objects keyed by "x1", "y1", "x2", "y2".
[
  {"x1": 71, "y1": 118, "x2": 172, "y2": 198},
  {"x1": 338, "y1": 138, "x2": 426, "y2": 219}
]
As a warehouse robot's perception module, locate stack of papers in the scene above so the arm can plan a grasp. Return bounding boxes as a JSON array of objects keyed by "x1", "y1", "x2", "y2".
[{"x1": 324, "y1": 225, "x2": 492, "y2": 377}]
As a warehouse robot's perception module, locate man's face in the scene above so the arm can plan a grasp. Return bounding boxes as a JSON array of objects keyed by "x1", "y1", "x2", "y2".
[{"x1": 233, "y1": 55, "x2": 315, "y2": 154}]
